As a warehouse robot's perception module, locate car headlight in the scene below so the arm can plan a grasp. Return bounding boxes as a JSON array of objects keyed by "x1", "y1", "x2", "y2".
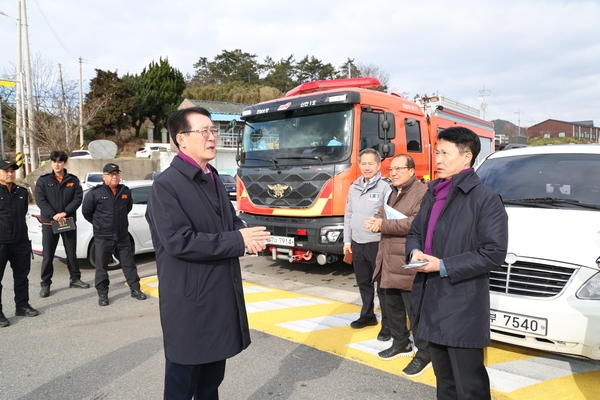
[
  {"x1": 577, "y1": 273, "x2": 600, "y2": 300},
  {"x1": 319, "y1": 225, "x2": 343, "y2": 244}
]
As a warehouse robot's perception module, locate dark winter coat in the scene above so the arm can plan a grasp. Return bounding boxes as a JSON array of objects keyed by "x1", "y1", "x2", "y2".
[
  {"x1": 0, "y1": 183, "x2": 29, "y2": 243},
  {"x1": 372, "y1": 176, "x2": 427, "y2": 290},
  {"x1": 82, "y1": 183, "x2": 132, "y2": 241},
  {"x1": 35, "y1": 171, "x2": 83, "y2": 223},
  {"x1": 145, "y1": 156, "x2": 250, "y2": 365},
  {"x1": 406, "y1": 170, "x2": 508, "y2": 348}
]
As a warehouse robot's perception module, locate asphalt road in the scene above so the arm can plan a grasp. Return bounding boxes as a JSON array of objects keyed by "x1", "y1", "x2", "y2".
[{"x1": 0, "y1": 254, "x2": 434, "y2": 400}]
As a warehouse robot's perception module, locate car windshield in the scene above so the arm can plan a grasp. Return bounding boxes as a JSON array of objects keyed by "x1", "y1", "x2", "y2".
[
  {"x1": 477, "y1": 153, "x2": 600, "y2": 207},
  {"x1": 87, "y1": 174, "x2": 103, "y2": 182},
  {"x1": 219, "y1": 175, "x2": 235, "y2": 184}
]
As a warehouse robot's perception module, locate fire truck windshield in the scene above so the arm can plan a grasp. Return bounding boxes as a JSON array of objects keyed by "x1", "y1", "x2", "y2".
[{"x1": 240, "y1": 106, "x2": 354, "y2": 167}]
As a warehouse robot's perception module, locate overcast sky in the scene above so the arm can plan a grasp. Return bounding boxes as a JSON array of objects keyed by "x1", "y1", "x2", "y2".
[{"x1": 1, "y1": 0, "x2": 599, "y2": 128}]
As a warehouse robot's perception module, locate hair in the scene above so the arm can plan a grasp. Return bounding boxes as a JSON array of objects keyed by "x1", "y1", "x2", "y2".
[
  {"x1": 167, "y1": 106, "x2": 212, "y2": 149},
  {"x1": 50, "y1": 150, "x2": 68, "y2": 162},
  {"x1": 358, "y1": 148, "x2": 381, "y2": 163},
  {"x1": 393, "y1": 154, "x2": 416, "y2": 169},
  {"x1": 438, "y1": 126, "x2": 480, "y2": 167}
]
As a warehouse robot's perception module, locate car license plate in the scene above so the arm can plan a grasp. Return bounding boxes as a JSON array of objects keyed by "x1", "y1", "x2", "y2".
[
  {"x1": 267, "y1": 235, "x2": 295, "y2": 247},
  {"x1": 490, "y1": 309, "x2": 547, "y2": 336}
]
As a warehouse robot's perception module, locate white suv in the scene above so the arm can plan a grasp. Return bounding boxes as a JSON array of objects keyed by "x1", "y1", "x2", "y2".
[{"x1": 476, "y1": 144, "x2": 600, "y2": 360}]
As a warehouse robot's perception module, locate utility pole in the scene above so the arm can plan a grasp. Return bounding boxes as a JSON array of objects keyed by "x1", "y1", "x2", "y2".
[
  {"x1": 515, "y1": 107, "x2": 524, "y2": 138},
  {"x1": 15, "y1": 0, "x2": 23, "y2": 178},
  {"x1": 479, "y1": 84, "x2": 491, "y2": 120},
  {"x1": 58, "y1": 63, "x2": 69, "y2": 146},
  {"x1": 22, "y1": 0, "x2": 37, "y2": 169},
  {"x1": 79, "y1": 57, "x2": 84, "y2": 149}
]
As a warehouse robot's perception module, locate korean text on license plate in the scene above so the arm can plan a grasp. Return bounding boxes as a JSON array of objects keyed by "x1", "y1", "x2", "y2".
[
  {"x1": 267, "y1": 235, "x2": 295, "y2": 247},
  {"x1": 490, "y1": 309, "x2": 547, "y2": 336}
]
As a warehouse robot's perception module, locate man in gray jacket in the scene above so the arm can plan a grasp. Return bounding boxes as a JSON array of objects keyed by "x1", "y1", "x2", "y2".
[{"x1": 343, "y1": 148, "x2": 391, "y2": 340}]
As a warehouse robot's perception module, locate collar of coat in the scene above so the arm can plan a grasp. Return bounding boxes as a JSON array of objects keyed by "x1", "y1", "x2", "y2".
[
  {"x1": 428, "y1": 168, "x2": 479, "y2": 195},
  {"x1": 171, "y1": 155, "x2": 219, "y2": 181}
]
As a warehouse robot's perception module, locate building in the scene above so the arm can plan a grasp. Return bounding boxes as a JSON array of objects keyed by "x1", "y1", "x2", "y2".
[{"x1": 527, "y1": 119, "x2": 600, "y2": 143}]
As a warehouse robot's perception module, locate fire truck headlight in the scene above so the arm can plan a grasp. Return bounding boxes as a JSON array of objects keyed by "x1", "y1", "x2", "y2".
[
  {"x1": 319, "y1": 226, "x2": 343, "y2": 244},
  {"x1": 577, "y1": 273, "x2": 600, "y2": 300}
]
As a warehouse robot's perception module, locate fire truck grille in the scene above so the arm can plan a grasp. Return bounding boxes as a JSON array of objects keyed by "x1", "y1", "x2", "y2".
[
  {"x1": 489, "y1": 261, "x2": 576, "y2": 298},
  {"x1": 242, "y1": 171, "x2": 333, "y2": 208}
]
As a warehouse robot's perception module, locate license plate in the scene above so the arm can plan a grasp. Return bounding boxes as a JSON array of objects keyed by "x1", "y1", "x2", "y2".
[
  {"x1": 490, "y1": 309, "x2": 547, "y2": 336},
  {"x1": 267, "y1": 235, "x2": 295, "y2": 247}
]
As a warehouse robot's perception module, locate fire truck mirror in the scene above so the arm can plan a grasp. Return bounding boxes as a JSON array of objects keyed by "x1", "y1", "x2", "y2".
[
  {"x1": 378, "y1": 112, "x2": 396, "y2": 140},
  {"x1": 379, "y1": 142, "x2": 395, "y2": 160}
]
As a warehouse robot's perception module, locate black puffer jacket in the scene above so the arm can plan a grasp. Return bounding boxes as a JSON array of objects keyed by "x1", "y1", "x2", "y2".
[
  {"x1": 0, "y1": 183, "x2": 29, "y2": 243},
  {"x1": 35, "y1": 171, "x2": 83, "y2": 223},
  {"x1": 82, "y1": 183, "x2": 132, "y2": 241}
]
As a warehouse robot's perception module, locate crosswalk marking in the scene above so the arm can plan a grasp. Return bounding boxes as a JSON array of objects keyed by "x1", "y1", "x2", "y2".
[
  {"x1": 276, "y1": 313, "x2": 357, "y2": 332},
  {"x1": 246, "y1": 297, "x2": 331, "y2": 313}
]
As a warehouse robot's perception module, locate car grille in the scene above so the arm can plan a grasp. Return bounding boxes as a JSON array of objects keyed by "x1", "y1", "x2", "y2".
[
  {"x1": 241, "y1": 170, "x2": 333, "y2": 208},
  {"x1": 490, "y1": 261, "x2": 577, "y2": 298}
]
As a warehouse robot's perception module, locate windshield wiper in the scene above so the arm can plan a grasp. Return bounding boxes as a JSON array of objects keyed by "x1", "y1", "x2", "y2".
[
  {"x1": 243, "y1": 157, "x2": 280, "y2": 171},
  {"x1": 275, "y1": 156, "x2": 324, "y2": 165},
  {"x1": 503, "y1": 198, "x2": 600, "y2": 210}
]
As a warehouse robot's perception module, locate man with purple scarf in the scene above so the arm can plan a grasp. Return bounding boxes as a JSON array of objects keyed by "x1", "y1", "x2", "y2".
[{"x1": 406, "y1": 127, "x2": 508, "y2": 400}]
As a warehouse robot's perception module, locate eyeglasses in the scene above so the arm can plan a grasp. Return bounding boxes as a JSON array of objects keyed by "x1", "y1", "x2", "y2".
[
  {"x1": 387, "y1": 166, "x2": 410, "y2": 173},
  {"x1": 180, "y1": 127, "x2": 219, "y2": 138},
  {"x1": 103, "y1": 172, "x2": 120, "y2": 177}
]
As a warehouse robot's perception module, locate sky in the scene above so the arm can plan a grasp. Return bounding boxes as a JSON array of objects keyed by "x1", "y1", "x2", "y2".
[{"x1": 1, "y1": 0, "x2": 600, "y2": 128}]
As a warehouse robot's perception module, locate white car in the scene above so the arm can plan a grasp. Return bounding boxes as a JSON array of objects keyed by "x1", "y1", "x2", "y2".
[
  {"x1": 70, "y1": 150, "x2": 92, "y2": 159},
  {"x1": 136, "y1": 143, "x2": 171, "y2": 158},
  {"x1": 27, "y1": 180, "x2": 155, "y2": 270},
  {"x1": 475, "y1": 144, "x2": 600, "y2": 360},
  {"x1": 83, "y1": 172, "x2": 103, "y2": 189}
]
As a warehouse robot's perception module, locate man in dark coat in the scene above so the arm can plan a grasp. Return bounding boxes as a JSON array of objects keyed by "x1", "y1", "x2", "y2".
[
  {"x1": 35, "y1": 150, "x2": 89, "y2": 297},
  {"x1": 82, "y1": 163, "x2": 147, "y2": 306},
  {"x1": 146, "y1": 107, "x2": 270, "y2": 400},
  {"x1": 0, "y1": 160, "x2": 38, "y2": 328},
  {"x1": 406, "y1": 127, "x2": 508, "y2": 399}
]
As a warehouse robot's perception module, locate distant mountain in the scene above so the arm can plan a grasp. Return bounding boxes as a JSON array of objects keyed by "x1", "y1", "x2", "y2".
[{"x1": 491, "y1": 119, "x2": 517, "y2": 135}]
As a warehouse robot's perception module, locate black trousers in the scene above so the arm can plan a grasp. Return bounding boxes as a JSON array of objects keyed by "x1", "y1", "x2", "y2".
[
  {"x1": 351, "y1": 241, "x2": 386, "y2": 325},
  {"x1": 429, "y1": 342, "x2": 490, "y2": 400},
  {"x1": 164, "y1": 358, "x2": 226, "y2": 400},
  {"x1": 94, "y1": 237, "x2": 140, "y2": 295},
  {"x1": 384, "y1": 288, "x2": 429, "y2": 358},
  {"x1": 40, "y1": 224, "x2": 81, "y2": 286},
  {"x1": 0, "y1": 241, "x2": 32, "y2": 312}
]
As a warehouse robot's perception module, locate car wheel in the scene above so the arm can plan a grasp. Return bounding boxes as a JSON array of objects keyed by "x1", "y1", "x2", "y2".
[{"x1": 88, "y1": 240, "x2": 122, "y2": 270}]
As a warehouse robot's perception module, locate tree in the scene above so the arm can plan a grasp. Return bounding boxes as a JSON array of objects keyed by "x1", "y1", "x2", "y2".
[
  {"x1": 338, "y1": 58, "x2": 360, "y2": 79},
  {"x1": 294, "y1": 55, "x2": 338, "y2": 84},
  {"x1": 122, "y1": 73, "x2": 154, "y2": 138},
  {"x1": 191, "y1": 49, "x2": 261, "y2": 86},
  {"x1": 261, "y1": 55, "x2": 296, "y2": 93},
  {"x1": 356, "y1": 63, "x2": 390, "y2": 92},
  {"x1": 85, "y1": 69, "x2": 137, "y2": 145},
  {"x1": 140, "y1": 58, "x2": 186, "y2": 133}
]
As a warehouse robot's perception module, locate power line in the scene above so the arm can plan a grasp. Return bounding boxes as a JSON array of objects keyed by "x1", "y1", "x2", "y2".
[{"x1": 32, "y1": 0, "x2": 77, "y2": 60}]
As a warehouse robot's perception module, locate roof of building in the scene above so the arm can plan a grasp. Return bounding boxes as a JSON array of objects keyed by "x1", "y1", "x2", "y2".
[
  {"x1": 179, "y1": 99, "x2": 249, "y2": 115},
  {"x1": 529, "y1": 119, "x2": 598, "y2": 129}
]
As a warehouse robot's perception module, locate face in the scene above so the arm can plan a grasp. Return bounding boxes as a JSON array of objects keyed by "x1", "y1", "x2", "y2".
[
  {"x1": 0, "y1": 168, "x2": 16, "y2": 186},
  {"x1": 388, "y1": 156, "x2": 414, "y2": 187},
  {"x1": 177, "y1": 113, "x2": 217, "y2": 167},
  {"x1": 51, "y1": 159, "x2": 66, "y2": 174},
  {"x1": 435, "y1": 139, "x2": 473, "y2": 179},
  {"x1": 359, "y1": 152, "x2": 380, "y2": 180},
  {"x1": 102, "y1": 171, "x2": 121, "y2": 189}
]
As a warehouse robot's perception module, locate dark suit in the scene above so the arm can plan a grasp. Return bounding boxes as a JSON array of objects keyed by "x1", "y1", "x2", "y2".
[{"x1": 146, "y1": 156, "x2": 249, "y2": 399}]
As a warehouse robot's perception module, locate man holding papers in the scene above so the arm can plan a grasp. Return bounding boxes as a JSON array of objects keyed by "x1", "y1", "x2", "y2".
[{"x1": 367, "y1": 154, "x2": 430, "y2": 377}]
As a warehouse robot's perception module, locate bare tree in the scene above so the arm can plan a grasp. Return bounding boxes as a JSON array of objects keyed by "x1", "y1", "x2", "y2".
[{"x1": 356, "y1": 63, "x2": 390, "y2": 91}]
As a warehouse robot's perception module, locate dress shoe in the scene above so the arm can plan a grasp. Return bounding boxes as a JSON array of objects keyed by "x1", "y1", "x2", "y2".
[
  {"x1": 377, "y1": 325, "x2": 392, "y2": 341},
  {"x1": 70, "y1": 279, "x2": 90, "y2": 289},
  {"x1": 15, "y1": 305, "x2": 39, "y2": 317},
  {"x1": 0, "y1": 312, "x2": 9, "y2": 327},
  {"x1": 378, "y1": 340, "x2": 415, "y2": 360},
  {"x1": 350, "y1": 316, "x2": 378, "y2": 329},
  {"x1": 131, "y1": 290, "x2": 147, "y2": 300},
  {"x1": 402, "y1": 354, "x2": 432, "y2": 377},
  {"x1": 39, "y1": 285, "x2": 50, "y2": 298},
  {"x1": 98, "y1": 294, "x2": 109, "y2": 306}
]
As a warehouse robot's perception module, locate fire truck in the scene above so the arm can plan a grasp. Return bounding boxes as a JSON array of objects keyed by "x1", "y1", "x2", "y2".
[{"x1": 236, "y1": 77, "x2": 494, "y2": 264}]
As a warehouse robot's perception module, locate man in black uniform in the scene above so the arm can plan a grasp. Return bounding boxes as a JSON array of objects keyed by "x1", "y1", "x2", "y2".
[
  {"x1": 36, "y1": 150, "x2": 90, "y2": 297},
  {"x1": 82, "y1": 163, "x2": 146, "y2": 306},
  {"x1": 0, "y1": 160, "x2": 38, "y2": 328}
]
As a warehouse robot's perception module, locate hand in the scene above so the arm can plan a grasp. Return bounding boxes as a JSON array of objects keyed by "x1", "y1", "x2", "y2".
[
  {"x1": 411, "y1": 253, "x2": 441, "y2": 273},
  {"x1": 240, "y1": 226, "x2": 271, "y2": 249},
  {"x1": 343, "y1": 244, "x2": 352, "y2": 255},
  {"x1": 53, "y1": 212, "x2": 67, "y2": 224},
  {"x1": 364, "y1": 217, "x2": 382, "y2": 233}
]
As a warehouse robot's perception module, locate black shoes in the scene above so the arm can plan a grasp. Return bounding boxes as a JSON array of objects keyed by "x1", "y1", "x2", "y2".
[
  {"x1": 39, "y1": 286, "x2": 50, "y2": 298},
  {"x1": 131, "y1": 290, "x2": 147, "y2": 300},
  {"x1": 0, "y1": 312, "x2": 9, "y2": 327},
  {"x1": 70, "y1": 279, "x2": 90, "y2": 289},
  {"x1": 402, "y1": 355, "x2": 432, "y2": 377},
  {"x1": 15, "y1": 305, "x2": 39, "y2": 317},
  {"x1": 98, "y1": 294, "x2": 109, "y2": 306},
  {"x1": 378, "y1": 340, "x2": 415, "y2": 360},
  {"x1": 377, "y1": 325, "x2": 392, "y2": 341},
  {"x1": 350, "y1": 316, "x2": 378, "y2": 329}
]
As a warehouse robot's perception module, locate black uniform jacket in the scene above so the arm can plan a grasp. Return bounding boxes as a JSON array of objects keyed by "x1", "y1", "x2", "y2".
[
  {"x1": 406, "y1": 170, "x2": 508, "y2": 348},
  {"x1": 82, "y1": 183, "x2": 132, "y2": 241},
  {"x1": 145, "y1": 156, "x2": 250, "y2": 365},
  {"x1": 35, "y1": 170, "x2": 83, "y2": 223},
  {"x1": 0, "y1": 183, "x2": 29, "y2": 243}
]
